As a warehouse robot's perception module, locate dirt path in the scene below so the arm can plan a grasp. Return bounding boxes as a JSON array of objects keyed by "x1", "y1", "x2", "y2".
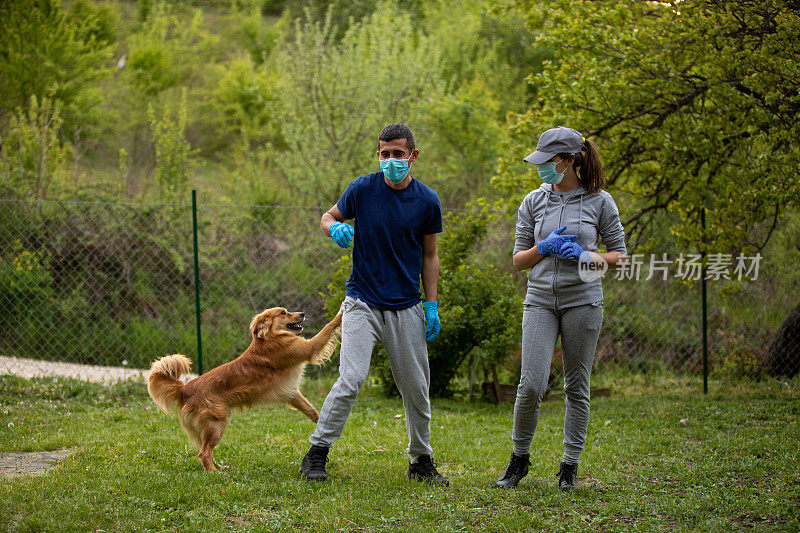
[
  {"x1": 0, "y1": 358, "x2": 146, "y2": 478},
  {"x1": 0, "y1": 449, "x2": 76, "y2": 478},
  {"x1": 0, "y1": 355, "x2": 200, "y2": 384},
  {"x1": 0, "y1": 357, "x2": 199, "y2": 479},
  {"x1": 0, "y1": 356, "x2": 151, "y2": 384}
]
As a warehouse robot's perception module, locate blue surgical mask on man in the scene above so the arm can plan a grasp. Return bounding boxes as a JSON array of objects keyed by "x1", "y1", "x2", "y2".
[
  {"x1": 380, "y1": 156, "x2": 412, "y2": 183},
  {"x1": 536, "y1": 159, "x2": 564, "y2": 184}
]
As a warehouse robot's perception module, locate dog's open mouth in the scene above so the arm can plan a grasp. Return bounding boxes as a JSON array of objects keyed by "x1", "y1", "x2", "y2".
[{"x1": 286, "y1": 321, "x2": 304, "y2": 334}]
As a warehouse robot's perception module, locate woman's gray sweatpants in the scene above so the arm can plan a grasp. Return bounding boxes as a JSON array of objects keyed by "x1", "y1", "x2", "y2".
[
  {"x1": 512, "y1": 302, "x2": 604, "y2": 464},
  {"x1": 309, "y1": 296, "x2": 433, "y2": 460}
]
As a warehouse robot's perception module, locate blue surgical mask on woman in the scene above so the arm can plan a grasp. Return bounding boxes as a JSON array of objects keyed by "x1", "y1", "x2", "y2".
[
  {"x1": 536, "y1": 159, "x2": 564, "y2": 184},
  {"x1": 380, "y1": 156, "x2": 412, "y2": 183}
]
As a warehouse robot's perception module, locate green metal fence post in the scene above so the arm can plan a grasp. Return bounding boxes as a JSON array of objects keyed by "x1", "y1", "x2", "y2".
[
  {"x1": 192, "y1": 189, "x2": 204, "y2": 375},
  {"x1": 701, "y1": 207, "x2": 708, "y2": 394}
]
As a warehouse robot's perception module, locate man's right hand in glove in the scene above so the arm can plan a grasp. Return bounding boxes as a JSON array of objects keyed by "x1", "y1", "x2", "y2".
[{"x1": 329, "y1": 221, "x2": 354, "y2": 248}]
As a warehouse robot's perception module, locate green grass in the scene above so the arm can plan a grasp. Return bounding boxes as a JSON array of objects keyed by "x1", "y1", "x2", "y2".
[{"x1": 1, "y1": 375, "x2": 799, "y2": 532}]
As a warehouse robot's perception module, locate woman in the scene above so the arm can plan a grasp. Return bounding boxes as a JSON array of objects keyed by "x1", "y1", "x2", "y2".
[{"x1": 495, "y1": 126, "x2": 627, "y2": 490}]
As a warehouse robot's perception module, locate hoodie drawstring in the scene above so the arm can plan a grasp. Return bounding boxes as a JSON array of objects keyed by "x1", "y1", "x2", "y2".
[
  {"x1": 539, "y1": 189, "x2": 553, "y2": 241},
  {"x1": 540, "y1": 184, "x2": 584, "y2": 243}
]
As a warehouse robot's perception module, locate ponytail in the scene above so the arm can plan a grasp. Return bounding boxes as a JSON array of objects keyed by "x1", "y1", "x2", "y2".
[{"x1": 561, "y1": 138, "x2": 605, "y2": 193}]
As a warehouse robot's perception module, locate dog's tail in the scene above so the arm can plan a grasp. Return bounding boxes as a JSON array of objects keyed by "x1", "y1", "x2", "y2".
[{"x1": 147, "y1": 354, "x2": 191, "y2": 413}]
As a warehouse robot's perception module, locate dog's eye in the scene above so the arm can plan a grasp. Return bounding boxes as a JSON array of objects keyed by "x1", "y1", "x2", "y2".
[{"x1": 280, "y1": 310, "x2": 286, "y2": 315}]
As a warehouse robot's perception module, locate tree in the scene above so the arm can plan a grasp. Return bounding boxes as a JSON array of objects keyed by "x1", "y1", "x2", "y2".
[
  {"x1": 495, "y1": 0, "x2": 800, "y2": 377},
  {"x1": 0, "y1": 96, "x2": 73, "y2": 200},
  {"x1": 272, "y1": 5, "x2": 445, "y2": 205},
  {"x1": 0, "y1": 0, "x2": 114, "y2": 137},
  {"x1": 421, "y1": 0, "x2": 551, "y2": 117},
  {"x1": 495, "y1": 0, "x2": 800, "y2": 253},
  {"x1": 118, "y1": 1, "x2": 221, "y2": 197},
  {"x1": 415, "y1": 82, "x2": 505, "y2": 206},
  {"x1": 147, "y1": 89, "x2": 197, "y2": 201},
  {"x1": 283, "y1": 0, "x2": 383, "y2": 40},
  {"x1": 766, "y1": 301, "x2": 800, "y2": 377}
]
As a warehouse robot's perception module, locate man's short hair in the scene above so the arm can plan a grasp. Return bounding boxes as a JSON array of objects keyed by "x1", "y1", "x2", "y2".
[{"x1": 379, "y1": 123, "x2": 415, "y2": 153}]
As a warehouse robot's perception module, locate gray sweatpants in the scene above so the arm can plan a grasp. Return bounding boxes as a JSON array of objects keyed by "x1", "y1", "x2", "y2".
[
  {"x1": 310, "y1": 296, "x2": 433, "y2": 460},
  {"x1": 512, "y1": 302, "x2": 604, "y2": 464}
]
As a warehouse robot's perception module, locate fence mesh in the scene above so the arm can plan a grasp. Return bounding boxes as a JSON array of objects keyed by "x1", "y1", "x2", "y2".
[
  {"x1": 599, "y1": 227, "x2": 799, "y2": 380},
  {"x1": 1, "y1": 199, "x2": 797, "y2": 386}
]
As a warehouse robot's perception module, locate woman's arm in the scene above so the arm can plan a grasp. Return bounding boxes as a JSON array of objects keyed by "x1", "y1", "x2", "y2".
[
  {"x1": 584, "y1": 250, "x2": 626, "y2": 269},
  {"x1": 513, "y1": 245, "x2": 545, "y2": 271},
  {"x1": 513, "y1": 198, "x2": 540, "y2": 271},
  {"x1": 596, "y1": 194, "x2": 627, "y2": 268}
]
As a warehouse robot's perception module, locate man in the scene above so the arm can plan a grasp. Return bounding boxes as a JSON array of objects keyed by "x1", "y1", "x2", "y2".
[{"x1": 300, "y1": 123, "x2": 448, "y2": 486}]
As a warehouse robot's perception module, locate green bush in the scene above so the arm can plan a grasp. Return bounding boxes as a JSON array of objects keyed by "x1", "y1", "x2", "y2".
[
  {"x1": 715, "y1": 342, "x2": 768, "y2": 380},
  {"x1": 0, "y1": 239, "x2": 54, "y2": 330},
  {"x1": 429, "y1": 207, "x2": 521, "y2": 396}
]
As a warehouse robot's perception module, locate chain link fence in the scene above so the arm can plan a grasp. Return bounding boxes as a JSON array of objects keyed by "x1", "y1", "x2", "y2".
[
  {"x1": 595, "y1": 223, "x2": 799, "y2": 382},
  {"x1": 1, "y1": 198, "x2": 797, "y2": 387},
  {"x1": 0, "y1": 199, "x2": 342, "y2": 382}
]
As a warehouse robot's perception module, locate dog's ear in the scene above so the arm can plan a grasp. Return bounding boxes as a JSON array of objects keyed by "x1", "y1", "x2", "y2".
[{"x1": 249, "y1": 313, "x2": 272, "y2": 339}]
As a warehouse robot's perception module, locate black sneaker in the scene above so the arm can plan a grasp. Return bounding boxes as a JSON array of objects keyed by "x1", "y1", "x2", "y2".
[
  {"x1": 300, "y1": 445, "x2": 329, "y2": 481},
  {"x1": 408, "y1": 455, "x2": 449, "y2": 486},
  {"x1": 556, "y1": 461, "x2": 578, "y2": 491},
  {"x1": 494, "y1": 452, "x2": 531, "y2": 488}
]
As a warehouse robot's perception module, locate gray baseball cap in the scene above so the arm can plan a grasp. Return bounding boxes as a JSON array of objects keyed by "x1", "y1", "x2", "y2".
[{"x1": 523, "y1": 126, "x2": 584, "y2": 165}]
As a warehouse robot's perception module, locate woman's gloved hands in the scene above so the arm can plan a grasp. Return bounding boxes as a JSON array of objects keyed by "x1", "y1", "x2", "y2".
[
  {"x1": 558, "y1": 241, "x2": 586, "y2": 260},
  {"x1": 422, "y1": 301, "x2": 440, "y2": 342},
  {"x1": 329, "y1": 221, "x2": 354, "y2": 248},
  {"x1": 535, "y1": 226, "x2": 577, "y2": 257}
]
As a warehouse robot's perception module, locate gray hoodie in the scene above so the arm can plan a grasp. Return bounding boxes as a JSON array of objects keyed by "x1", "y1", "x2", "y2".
[{"x1": 514, "y1": 183, "x2": 627, "y2": 309}]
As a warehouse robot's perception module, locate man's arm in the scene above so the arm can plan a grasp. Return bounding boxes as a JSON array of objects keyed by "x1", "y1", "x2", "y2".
[
  {"x1": 320, "y1": 204, "x2": 346, "y2": 237},
  {"x1": 421, "y1": 233, "x2": 439, "y2": 301}
]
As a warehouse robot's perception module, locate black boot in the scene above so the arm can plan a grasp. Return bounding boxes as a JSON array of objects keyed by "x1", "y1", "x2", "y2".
[
  {"x1": 300, "y1": 445, "x2": 329, "y2": 481},
  {"x1": 556, "y1": 461, "x2": 578, "y2": 491},
  {"x1": 408, "y1": 455, "x2": 450, "y2": 486},
  {"x1": 494, "y1": 452, "x2": 531, "y2": 488}
]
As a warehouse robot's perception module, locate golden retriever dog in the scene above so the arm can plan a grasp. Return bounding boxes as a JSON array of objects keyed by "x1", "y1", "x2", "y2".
[{"x1": 147, "y1": 307, "x2": 342, "y2": 471}]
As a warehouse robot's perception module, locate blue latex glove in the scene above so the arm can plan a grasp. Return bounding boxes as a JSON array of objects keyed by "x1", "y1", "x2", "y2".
[
  {"x1": 329, "y1": 221, "x2": 354, "y2": 248},
  {"x1": 559, "y1": 241, "x2": 586, "y2": 260},
  {"x1": 423, "y1": 301, "x2": 440, "y2": 342},
  {"x1": 535, "y1": 226, "x2": 577, "y2": 257}
]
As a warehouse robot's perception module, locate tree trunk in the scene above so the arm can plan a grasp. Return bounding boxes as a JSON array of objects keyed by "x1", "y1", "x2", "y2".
[
  {"x1": 491, "y1": 364, "x2": 501, "y2": 404},
  {"x1": 468, "y1": 353, "x2": 476, "y2": 402},
  {"x1": 766, "y1": 302, "x2": 800, "y2": 378}
]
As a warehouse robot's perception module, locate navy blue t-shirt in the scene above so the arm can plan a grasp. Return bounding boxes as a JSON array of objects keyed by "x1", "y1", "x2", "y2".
[{"x1": 337, "y1": 172, "x2": 443, "y2": 310}]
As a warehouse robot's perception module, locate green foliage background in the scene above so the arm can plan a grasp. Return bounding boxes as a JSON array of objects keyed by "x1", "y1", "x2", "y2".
[
  {"x1": 1, "y1": 0, "x2": 796, "y2": 242},
  {"x1": 0, "y1": 0, "x2": 798, "y2": 390},
  {"x1": 0, "y1": 0, "x2": 544, "y2": 208}
]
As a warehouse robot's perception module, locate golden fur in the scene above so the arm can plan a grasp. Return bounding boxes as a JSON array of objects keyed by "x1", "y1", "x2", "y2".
[{"x1": 147, "y1": 307, "x2": 342, "y2": 471}]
